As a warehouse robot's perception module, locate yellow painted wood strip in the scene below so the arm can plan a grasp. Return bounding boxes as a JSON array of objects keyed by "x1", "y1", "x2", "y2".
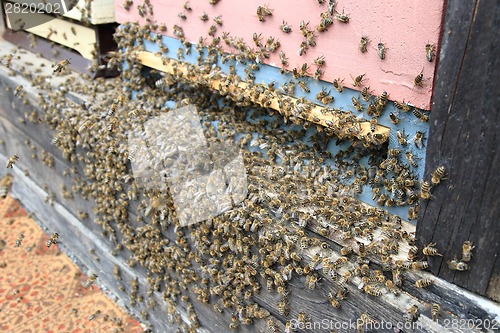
[{"x1": 136, "y1": 51, "x2": 390, "y2": 145}]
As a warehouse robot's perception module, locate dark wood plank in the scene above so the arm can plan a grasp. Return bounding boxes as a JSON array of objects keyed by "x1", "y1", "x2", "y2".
[{"x1": 417, "y1": 0, "x2": 500, "y2": 300}]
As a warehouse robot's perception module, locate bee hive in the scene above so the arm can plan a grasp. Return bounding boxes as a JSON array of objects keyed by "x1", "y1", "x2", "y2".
[{"x1": 0, "y1": 0, "x2": 499, "y2": 332}]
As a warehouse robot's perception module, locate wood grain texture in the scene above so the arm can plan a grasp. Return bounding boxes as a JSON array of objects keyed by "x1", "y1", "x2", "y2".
[{"x1": 417, "y1": 0, "x2": 500, "y2": 301}]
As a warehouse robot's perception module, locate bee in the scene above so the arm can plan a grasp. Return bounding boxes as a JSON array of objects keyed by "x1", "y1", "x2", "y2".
[
  {"x1": 358, "y1": 241, "x2": 367, "y2": 258},
  {"x1": 89, "y1": 310, "x2": 101, "y2": 321},
  {"x1": 404, "y1": 305, "x2": 420, "y2": 323},
  {"x1": 328, "y1": 0, "x2": 336, "y2": 15},
  {"x1": 420, "y1": 180, "x2": 431, "y2": 200},
  {"x1": 256, "y1": 5, "x2": 273, "y2": 22},
  {"x1": 405, "y1": 151, "x2": 418, "y2": 168},
  {"x1": 377, "y1": 42, "x2": 386, "y2": 59},
  {"x1": 363, "y1": 285, "x2": 382, "y2": 297},
  {"x1": 359, "y1": 36, "x2": 369, "y2": 53},
  {"x1": 361, "y1": 86, "x2": 372, "y2": 101},
  {"x1": 413, "y1": 109, "x2": 429, "y2": 122},
  {"x1": 46, "y1": 232, "x2": 59, "y2": 247},
  {"x1": 333, "y1": 78, "x2": 344, "y2": 92},
  {"x1": 431, "y1": 303, "x2": 440, "y2": 321},
  {"x1": 415, "y1": 278, "x2": 433, "y2": 288},
  {"x1": 279, "y1": 51, "x2": 288, "y2": 66},
  {"x1": 340, "y1": 246, "x2": 353, "y2": 256},
  {"x1": 396, "y1": 130, "x2": 408, "y2": 146},
  {"x1": 316, "y1": 87, "x2": 329, "y2": 102},
  {"x1": 298, "y1": 81, "x2": 310, "y2": 93},
  {"x1": 414, "y1": 131, "x2": 425, "y2": 149},
  {"x1": 15, "y1": 233, "x2": 24, "y2": 247},
  {"x1": 314, "y1": 68, "x2": 324, "y2": 80},
  {"x1": 183, "y1": 1, "x2": 191, "y2": 10},
  {"x1": 277, "y1": 299, "x2": 290, "y2": 316},
  {"x1": 352, "y1": 96, "x2": 363, "y2": 112},
  {"x1": 448, "y1": 258, "x2": 469, "y2": 271},
  {"x1": 411, "y1": 261, "x2": 429, "y2": 270},
  {"x1": 431, "y1": 166, "x2": 446, "y2": 185},
  {"x1": 6, "y1": 154, "x2": 19, "y2": 168},
  {"x1": 414, "y1": 70, "x2": 424, "y2": 86},
  {"x1": 52, "y1": 59, "x2": 70, "y2": 73},
  {"x1": 212, "y1": 15, "x2": 223, "y2": 26},
  {"x1": 407, "y1": 246, "x2": 419, "y2": 261},
  {"x1": 462, "y1": 241, "x2": 475, "y2": 262},
  {"x1": 297, "y1": 311, "x2": 310, "y2": 323},
  {"x1": 83, "y1": 273, "x2": 98, "y2": 288},
  {"x1": 392, "y1": 269, "x2": 402, "y2": 286},
  {"x1": 200, "y1": 12, "x2": 209, "y2": 21},
  {"x1": 389, "y1": 112, "x2": 399, "y2": 125},
  {"x1": 385, "y1": 280, "x2": 400, "y2": 295},
  {"x1": 313, "y1": 55, "x2": 326, "y2": 67},
  {"x1": 280, "y1": 20, "x2": 292, "y2": 33},
  {"x1": 14, "y1": 85, "x2": 23, "y2": 97},
  {"x1": 426, "y1": 43, "x2": 436, "y2": 62},
  {"x1": 369, "y1": 118, "x2": 377, "y2": 132},
  {"x1": 351, "y1": 73, "x2": 365, "y2": 87},
  {"x1": 305, "y1": 274, "x2": 318, "y2": 290},
  {"x1": 327, "y1": 292, "x2": 341, "y2": 308},
  {"x1": 334, "y1": 9, "x2": 349, "y2": 23}
]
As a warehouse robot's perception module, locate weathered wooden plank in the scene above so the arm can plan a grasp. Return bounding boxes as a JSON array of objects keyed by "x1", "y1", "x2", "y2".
[{"x1": 417, "y1": 0, "x2": 500, "y2": 300}]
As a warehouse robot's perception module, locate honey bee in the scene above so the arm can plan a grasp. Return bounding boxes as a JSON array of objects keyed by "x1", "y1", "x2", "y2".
[
  {"x1": 278, "y1": 298, "x2": 290, "y2": 316},
  {"x1": 279, "y1": 51, "x2": 288, "y2": 66},
  {"x1": 369, "y1": 118, "x2": 377, "y2": 132},
  {"x1": 333, "y1": 78, "x2": 344, "y2": 92},
  {"x1": 297, "y1": 311, "x2": 310, "y2": 323},
  {"x1": 377, "y1": 42, "x2": 386, "y2": 59},
  {"x1": 305, "y1": 274, "x2": 318, "y2": 290},
  {"x1": 405, "y1": 151, "x2": 418, "y2": 168},
  {"x1": 385, "y1": 280, "x2": 400, "y2": 295},
  {"x1": 361, "y1": 86, "x2": 372, "y2": 101},
  {"x1": 313, "y1": 55, "x2": 326, "y2": 67},
  {"x1": 411, "y1": 261, "x2": 429, "y2": 270},
  {"x1": 415, "y1": 278, "x2": 433, "y2": 288},
  {"x1": 431, "y1": 303, "x2": 440, "y2": 321},
  {"x1": 392, "y1": 269, "x2": 402, "y2": 286},
  {"x1": 328, "y1": 0, "x2": 336, "y2": 15},
  {"x1": 396, "y1": 130, "x2": 408, "y2": 146},
  {"x1": 420, "y1": 180, "x2": 431, "y2": 200},
  {"x1": 404, "y1": 305, "x2": 420, "y2": 323},
  {"x1": 15, "y1": 233, "x2": 24, "y2": 247},
  {"x1": 314, "y1": 68, "x2": 324, "y2": 80},
  {"x1": 200, "y1": 12, "x2": 209, "y2": 21},
  {"x1": 363, "y1": 285, "x2": 382, "y2": 297},
  {"x1": 6, "y1": 154, "x2": 19, "y2": 168},
  {"x1": 413, "y1": 109, "x2": 429, "y2": 122},
  {"x1": 407, "y1": 246, "x2": 419, "y2": 261},
  {"x1": 183, "y1": 1, "x2": 191, "y2": 10},
  {"x1": 280, "y1": 21, "x2": 292, "y2": 33},
  {"x1": 426, "y1": 43, "x2": 436, "y2": 62},
  {"x1": 340, "y1": 246, "x2": 353, "y2": 256},
  {"x1": 448, "y1": 258, "x2": 469, "y2": 271},
  {"x1": 359, "y1": 36, "x2": 369, "y2": 53},
  {"x1": 89, "y1": 310, "x2": 101, "y2": 321},
  {"x1": 83, "y1": 273, "x2": 98, "y2": 288},
  {"x1": 46, "y1": 232, "x2": 59, "y2": 247},
  {"x1": 431, "y1": 166, "x2": 446, "y2": 185},
  {"x1": 414, "y1": 70, "x2": 424, "y2": 86},
  {"x1": 327, "y1": 292, "x2": 341, "y2": 308},
  {"x1": 351, "y1": 74, "x2": 365, "y2": 87},
  {"x1": 256, "y1": 5, "x2": 273, "y2": 22},
  {"x1": 334, "y1": 9, "x2": 349, "y2": 23},
  {"x1": 52, "y1": 59, "x2": 70, "y2": 73},
  {"x1": 352, "y1": 96, "x2": 363, "y2": 112},
  {"x1": 14, "y1": 85, "x2": 23, "y2": 97},
  {"x1": 0, "y1": 174, "x2": 13, "y2": 199},
  {"x1": 389, "y1": 112, "x2": 399, "y2": 125},
  {"x1": 413, "y1": 131, "x2": 425, "y2": 149},
  {"x1": 298, "y1": 81, "x2": 310, "y2": 93},
  {"x1": 460, "y1": 241, "x2": 474, "y2": 263}
]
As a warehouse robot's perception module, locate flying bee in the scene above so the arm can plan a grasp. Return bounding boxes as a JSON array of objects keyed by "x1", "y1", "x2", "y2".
[
  {"x1": 351, "y1": 96, "x2": 363, "y2": 112},
  {"x1": 52, "y1": 59, "x2": 70, "y2": 73},
  {"x1": 415, "y1": 278, "x2": 433, "y2": 288},
  {"x1": 14, "y1": 85, "x2": 23, "y2": 97},
  {"x1": 413, "y1": 109, "x2": 429, "y2": 122},
  {"x1": 89, "y1": 310, "x2": 101, "y2": 321},
  {"x1": 46, "y1": 232, "x2": 59, "y2": 247},
  {"x1": 361, "y1": 86, "x2": 372, "y2": 101},
  {"x1": 298, "y1": 81, "x2": 310, "y2": 93},
  {"x1": 448, "y1": 258, "x2": 469, "y2": 271},
  {"x1": 333, "y1": 78, "x2": 344, "y2": 92},
  {"x1": 431, "y1": 166, "x2": 446, "y2": 185},
  {"x1": 414, "y1": 70, "x2": 424, "y2": 86},
  {"x1": 389, "y1": 112, "x2": 399, "y2": 125},
  {"x1": 6, "y1": 154, "x2": 19, "y2": 168},
  {"x1": 359, "y1": 36, "x2": 369, "y2": 53},
  {"x1": 83, "y1": 273, "x2": 98, "y2": 288},
  {"x1": 313, "y1": 55, "x2": 326, "y2": 67},
  {"x1": 280, "y1": 20, "x2": 292, "y2": 33},
  {"x1": 377, "y1": 42, "x2": 386, "y2": 59},
  {"x1": 431, "y1": 303, "x2": 440, "y2": 321},
  {"x1": 462, "y1": 241, "x2": 475, "y2": 262},
  {"x1": 396, "y1": 130, "x2": 408, "y2": 146},
  {"x1": 351, "y1": 73, "x2": 365, "y2": 87},
  {"x1": 15, "y1": 233, "x2": 24, "y2": 247},
  {"x1": 426, "y1": 43, "x2": 436, "y2": 62}
]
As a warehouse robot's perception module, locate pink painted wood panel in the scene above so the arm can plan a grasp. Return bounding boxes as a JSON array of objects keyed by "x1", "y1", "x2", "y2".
[{"x1": 116, "y1": 0, "x2": 445, "y2": 110}]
